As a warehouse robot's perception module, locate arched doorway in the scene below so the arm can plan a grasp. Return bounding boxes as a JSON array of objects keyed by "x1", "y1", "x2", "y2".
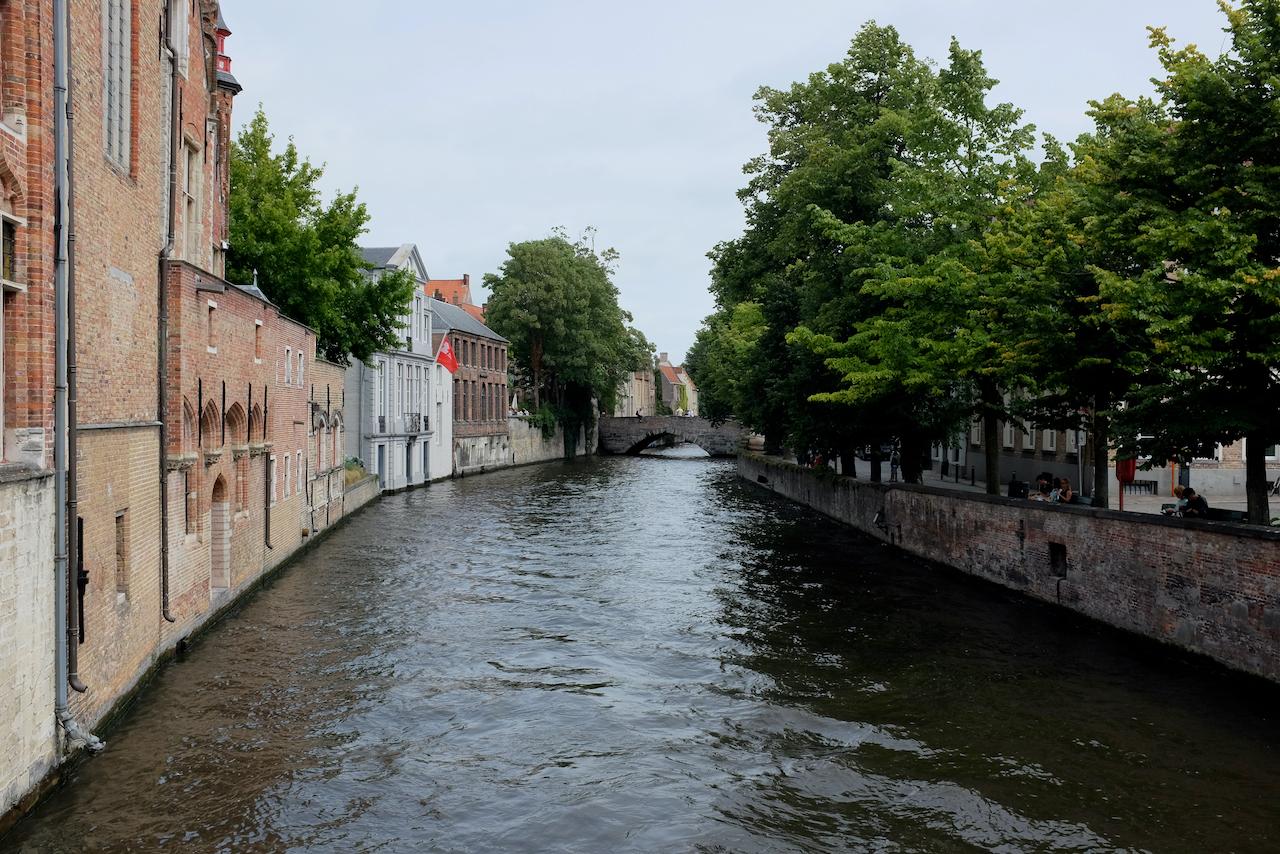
[{"x1": 210, "y1": 475, "x2": 230, "y2": 591}]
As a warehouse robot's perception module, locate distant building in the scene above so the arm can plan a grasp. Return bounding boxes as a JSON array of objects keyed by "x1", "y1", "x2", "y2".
[
  {"x1": 614, "y1": 369, "x2": 657, "y2": 417},
  {"x1": 430, "y1": 298, "x2": 510, "y2": 475},
  {"x1": 656, "y1": 353, "x2": 698, "y2": 416},
  {"x1": 346, "y1": 245, "x2": 436, "y2": 491},
  {"x1": 427, "y1": 274, "x2": 486, "y2": 322}
]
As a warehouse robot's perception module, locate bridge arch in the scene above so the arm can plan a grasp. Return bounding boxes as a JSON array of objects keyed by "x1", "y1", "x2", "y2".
[{"x1": 598, "y1": 416, "x2": 746, "y2": 458}]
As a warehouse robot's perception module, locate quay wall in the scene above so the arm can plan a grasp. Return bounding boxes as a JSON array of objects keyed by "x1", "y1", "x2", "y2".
[
  {"x1": 453, "y1": 417, "x2": 593, "y2": 477},
  {"x1": 739, "y1": 453, "x2": 1280, "y2": 684}
]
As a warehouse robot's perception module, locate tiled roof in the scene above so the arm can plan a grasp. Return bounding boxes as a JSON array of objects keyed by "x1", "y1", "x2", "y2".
[
  {"x1": 427, "y1": 277, "x2": 473, "y2": 306},
  {"x1": 659, "y1": 364, "x2": 682, "y2": 385},
  {"x1": 428, "y1": 297, "x2": 507, "y2": 343},
  {"x1": 461, "y1": 304, "x2": 486, "y2": 322}
]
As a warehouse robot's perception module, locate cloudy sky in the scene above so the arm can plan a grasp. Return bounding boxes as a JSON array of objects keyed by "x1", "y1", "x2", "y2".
[{"x1": 225, "y1": 1, "x2": 1229, "y2": 363}]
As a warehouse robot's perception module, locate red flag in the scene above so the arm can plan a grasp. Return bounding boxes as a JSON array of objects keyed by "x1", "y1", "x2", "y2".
[{"x1": 437, "y1": 335, "x2": 459, "y2": 373}]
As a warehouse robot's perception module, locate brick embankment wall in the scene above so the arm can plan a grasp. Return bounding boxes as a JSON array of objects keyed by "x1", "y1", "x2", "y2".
[{"x1": 739, "y1": 453, "x2": 1280, "y2": 684}]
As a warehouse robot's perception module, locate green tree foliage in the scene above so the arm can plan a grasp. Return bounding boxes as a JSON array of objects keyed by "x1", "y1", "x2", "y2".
[
  {"x1": 696, "y1": 4, "x2": 1280, "y2": 522},
  {"x1": 484, "y1": 230, "x2": 648, "y2": 456},
  {"x1": 686, "y1": 301, "x2": 765, "y2": 425},
  {"x1": 1073, "y1": 1, "x2": 1280, "y2": 523},
  {"x1": 227, "y1": 108, "x2": 416, "y2": 364}
]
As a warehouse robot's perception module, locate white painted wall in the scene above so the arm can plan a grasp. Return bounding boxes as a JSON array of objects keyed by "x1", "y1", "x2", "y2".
[{"x1": 0, "y1": 476, "x2": 57, "y2": 817}]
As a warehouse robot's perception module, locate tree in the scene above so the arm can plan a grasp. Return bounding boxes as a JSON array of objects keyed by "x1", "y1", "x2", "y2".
[
  {"x1": 228, "y1": 108, "x2": 415, "y2": 364},
  {"x1": 484, "y1": 231, "x2": 645, "y2": 457},
  {"x1": 1081, "y1": 2, "x2": 1280, "y2": 523}
]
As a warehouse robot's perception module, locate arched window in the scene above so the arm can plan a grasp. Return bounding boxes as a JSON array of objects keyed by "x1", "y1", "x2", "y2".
[
  {"x1": 200, "y1": 400, "x2": 219, "y2": 449},
  {"x1": 224, "y1": 402, "x2": 246, "y2": 445},
  {"x1": 249, "y1": 403, "x2": 263, "y2": 442}
]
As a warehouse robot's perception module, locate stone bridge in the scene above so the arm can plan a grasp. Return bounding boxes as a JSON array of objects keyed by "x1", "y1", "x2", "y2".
[{"x1": 598, "y1": 416, "x2": 747, "y2": 457}]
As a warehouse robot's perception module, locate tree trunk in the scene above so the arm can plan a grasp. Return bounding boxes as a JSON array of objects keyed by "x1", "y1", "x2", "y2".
[
  {"x1": 1091, "y1": 409, "x2": 1110, "y2": 510},
  {"x1": 980, "y1": 380, "x2": 1000, "y2": 494},
  {"x1": 900, "y1": 436, "x2": 925, "y2": 484},
  {"x1": 838, "y1": 444, "x2": 857, "y2": 478},
  {"x1": 869, "y1": 446, "x2": 882, "y2": 483},
  {"x1": 1244, "y1": 430, "x2": 1272, "y2": 526}
]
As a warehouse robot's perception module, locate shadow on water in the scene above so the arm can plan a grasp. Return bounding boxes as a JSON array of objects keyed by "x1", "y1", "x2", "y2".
[{"x1": 7, "y1": 457, "x2": 1279, "y2": 853}]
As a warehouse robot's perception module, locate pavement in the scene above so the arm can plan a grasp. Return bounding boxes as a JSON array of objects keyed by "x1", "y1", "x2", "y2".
[{"x1": 821, "y1": 457, "x2": 1257, "y2": 517}]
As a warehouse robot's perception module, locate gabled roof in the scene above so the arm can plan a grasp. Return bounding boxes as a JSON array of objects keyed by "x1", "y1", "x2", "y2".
[
  {"x1": 359, "y1": 244, "x2": 429, "y2": 280},
  {"x1": 659, "y1": 364, "x2": 682, "y2": 385},
  {"x1": 360, "y1": 246, "x2": 399, "y2": 268},
  {"x1": 428, "y1": 297, "x2": 507, "y2": 343}
]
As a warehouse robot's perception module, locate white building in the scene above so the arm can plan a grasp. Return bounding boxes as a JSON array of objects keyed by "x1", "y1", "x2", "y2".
[{"x1": 345, "y1": 245, "x2": 436, "y2": 491}]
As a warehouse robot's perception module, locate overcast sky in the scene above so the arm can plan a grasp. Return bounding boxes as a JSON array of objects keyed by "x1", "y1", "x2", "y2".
[{"x1": 225, "y1": 1, "x2": 1230, "y2": 363}]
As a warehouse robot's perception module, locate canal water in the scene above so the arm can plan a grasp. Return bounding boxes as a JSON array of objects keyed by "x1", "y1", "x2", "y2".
[{"x1": 7, "y1": 457, "x2": 1279, "y2": 852}]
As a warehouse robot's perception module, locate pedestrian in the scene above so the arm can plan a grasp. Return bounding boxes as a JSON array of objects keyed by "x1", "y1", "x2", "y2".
[
  {"x1": 1055, "y1": 478, "x2": 1076, "y2": 504},
  {"x1": 1164, "y1": 485, "x2": 1187, "y2": 516},
  {"x1": 1182, "y1": 487, "x2": 1210, "y2": 518}
]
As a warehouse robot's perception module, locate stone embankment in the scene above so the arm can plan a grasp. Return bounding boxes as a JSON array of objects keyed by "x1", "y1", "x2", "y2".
[
  {"x1": 739, "y1": 453, "x2": 1280, "y2": 684},
  {"x1": 453, "y1": 417, "x2": 595, "y2": 477}
]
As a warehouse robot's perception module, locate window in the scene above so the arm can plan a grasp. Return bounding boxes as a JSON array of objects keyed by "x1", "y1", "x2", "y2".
[
  {"x1": 297, "y1": 351, "x2": 304, "y2": 388},
  {"x1": 254, "y1": 319, "x2": 263, "y2": 362},
  {"x1": 1067, "y1": 429, "x2": 1083, "y2": 455},
  {"x1": 970, "y1": 417, "x2": 982, "y2": 446},
  {"x1": 103, "y1": 0, "x2": 132, "y2": 168},
  {"x1": 182, "y1": 143, "x2": 201, "y2": 262},
  {"x1": 284, "y1": 453, "x2": 291, "y2": 498},
  {"x1": 268, "y1": 455, "x2": 277, "y2": 506},
  {"x1": 184, "y1": 471, "x2": 195, "y2": 534},
  {"x1": 1043, "y1": 428, "x2": 1057, "y2": 453},
  {"x1": 115, "y1": 510, "x2": 129, "y2": 595},
  {"x1": 296, "y1": 450, "x2": 303, "y2": 495},
  {"x1": 1, "y1": 218, "x2": 16, "y2": 283},
  {"x1": 206, "y1": 300, "x2": 216, "y2": 352},
  {"x1": 285, "y1": 347, "x2": 292, "y2": 384}
]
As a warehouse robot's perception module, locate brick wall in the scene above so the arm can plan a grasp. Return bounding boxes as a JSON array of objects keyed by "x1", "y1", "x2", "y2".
[{"x1": 739, "y1": 453, "x2": 1280, "y2": 684}]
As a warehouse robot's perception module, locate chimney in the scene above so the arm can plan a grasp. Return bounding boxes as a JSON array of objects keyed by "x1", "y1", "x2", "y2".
[
  {"x1": 216, "y1": 17, "x2": 233, "y2": 74},
  {"x1": 463, "y1": 273, "x2": 470, "y2": 288},
  {"x1": 658, "y1": 352, "x2": 668, "y2": 363}
]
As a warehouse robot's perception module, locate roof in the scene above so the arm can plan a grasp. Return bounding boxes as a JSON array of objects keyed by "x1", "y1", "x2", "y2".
[
  {"x1": 427, "y1": 277, "x2": 473, "y2": 306},
  {"x1": 462, "y1": 304, "x2": 486, "y2": 322},
  {"x1": 659, "y1": 364, "x2": 682, "y2": 385},
  {"x1": 360, "y1": 246, "x2": 401, "y2": 269},
  {"x1": 428, "y1": 297, "x2": 507, "y2": 343}
]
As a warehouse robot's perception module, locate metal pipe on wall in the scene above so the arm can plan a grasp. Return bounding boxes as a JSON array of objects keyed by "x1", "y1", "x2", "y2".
[
  {"x1": 156, "y1": 0, "x2": 181, "y2": 624},
  {"x1": 63, "y1": 0, "x2": 85, "y2": 694},
  {"x1": 53, "y1": 0, "x2": 103, "y2": 752}
]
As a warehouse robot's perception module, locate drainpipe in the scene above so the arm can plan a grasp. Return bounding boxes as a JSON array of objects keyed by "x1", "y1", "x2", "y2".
[
  {"x1": 263, "y1": 386, "x2": 272, "y2": 549},
  {"x1": 157, "y1": 5, "x2": 180, "y2": 623},
  {"x1": 63, "y1": 0, "x2": 84, "y2": 696},
  {"x1": 53, "y1": 0, "x2": 103, "y2": 752}
]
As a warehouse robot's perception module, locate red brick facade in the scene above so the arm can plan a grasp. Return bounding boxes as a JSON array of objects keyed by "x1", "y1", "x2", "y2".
[
  {"x1": 450, "y1": 331, "x2": 508, "y2": 439},
  {"x1": 0, "y1": 0, "x2": 55, "y2": 470}
]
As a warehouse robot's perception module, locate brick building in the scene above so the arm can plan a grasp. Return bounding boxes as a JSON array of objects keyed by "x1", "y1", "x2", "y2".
[
  {"x1": 0, "y1": 0, "x2": 58, "y2": 821},
  {"x1": 428, "y1": 274, "x2": 485, "y2": 322},
  {"x1": 430, "y1": 297, "x2": 509, "y2": 475},
  {"x1": 308, "y1": 357, "x2": 347, "y2": 534},
  {"x1": 657, "y1": 353, "x2": 698, "y2": 416}
]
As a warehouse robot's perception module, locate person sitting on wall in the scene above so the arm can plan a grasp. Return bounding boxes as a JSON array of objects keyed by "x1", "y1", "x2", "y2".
[
  {"x1": 1054, "y1": 478, "x2": 1076, "y2": 504},
  {"x1": 1163, "y1": 485, "x2": 1188, "y2": 515},
  {"x1": 1029, "y1": 480, "x2": 1053, "y2": 502},
  {"x1": 1182, "y1": 487, "x2": 1210, "y2": 518}
]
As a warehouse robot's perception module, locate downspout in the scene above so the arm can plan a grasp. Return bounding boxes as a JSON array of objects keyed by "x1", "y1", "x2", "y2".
[
  {"x1": 263, "y1": 385, "x2": 272, "y2": 549},
  {"x1": 64, "y1": 0, "x2": 84, "y2": 696},
  {"x1": 53, "y1": 0, "x2": 103, "y2": 751},
  {"x1": 157, "y1": 5, "x2": 180, "y2": 623}
]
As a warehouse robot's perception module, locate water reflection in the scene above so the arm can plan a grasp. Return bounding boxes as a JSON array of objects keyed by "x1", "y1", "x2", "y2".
[{"x1": 8, "y1": 458, "x2": 1279, "y2": 853}]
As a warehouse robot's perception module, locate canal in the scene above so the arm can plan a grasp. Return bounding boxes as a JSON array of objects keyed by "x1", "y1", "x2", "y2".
[{"x1": 8, "y1": 457, "x2": 1279, "y2": 852}]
